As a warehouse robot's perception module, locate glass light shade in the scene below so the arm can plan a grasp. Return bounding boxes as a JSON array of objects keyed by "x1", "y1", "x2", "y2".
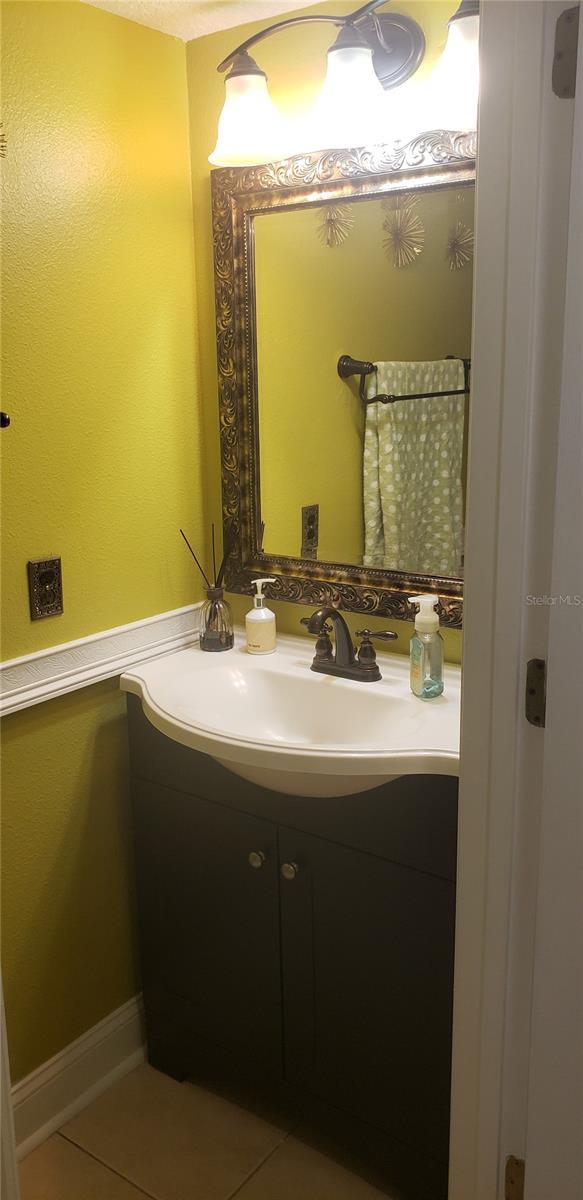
[
  {"x1": 383, "y1": 76, "x2": 430, "y2": 144},
  {"x1": 427, "y1": 13, "x2": 479, "y2": 131},
  {"x1": 308, "y1": 44, "x2": 389, "y2": 152},
  {"x1": 209, "y1": 72, "x2": 285, "y2": 167}
]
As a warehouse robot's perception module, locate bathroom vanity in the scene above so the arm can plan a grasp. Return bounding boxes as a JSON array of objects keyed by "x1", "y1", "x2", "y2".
[
  {"x1": 124, "y1": 641, "x2": 459, "y2": 1200},
  {"x1": 165, "y1": 131, "x2": 475, "y2": 1194}
]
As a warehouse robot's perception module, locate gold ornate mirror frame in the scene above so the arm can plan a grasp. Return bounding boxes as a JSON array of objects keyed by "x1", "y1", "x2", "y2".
[{"x1": 211, "y1": 132, "x2": 476, "y2": 628}]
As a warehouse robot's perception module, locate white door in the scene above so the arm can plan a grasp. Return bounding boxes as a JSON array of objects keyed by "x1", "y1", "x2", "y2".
[
  {"x1": 450, "y1": 3, "x2": 579, "y2": 1197},
  {"x1": 523, "y1": 10, "x2": 583, "y2": 1196}
]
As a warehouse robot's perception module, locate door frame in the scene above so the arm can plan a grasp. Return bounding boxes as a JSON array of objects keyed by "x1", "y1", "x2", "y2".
[{"x1": 450, "y1": 3, "x2": 577, "y2": 1197}]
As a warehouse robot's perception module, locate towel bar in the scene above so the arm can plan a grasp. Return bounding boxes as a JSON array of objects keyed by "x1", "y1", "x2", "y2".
[{"x1": 337, "y1": 354, "x2": 471, "y2": 404}]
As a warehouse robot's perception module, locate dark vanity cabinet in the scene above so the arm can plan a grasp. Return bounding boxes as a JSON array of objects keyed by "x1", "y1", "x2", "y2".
[
  {"x1": 279, "y1": 829, "x2": 455, "y2": 1165},
  {"x1": 133, "y1": 780, "x2": 283, "y2": 1079},
  {"x1": 127, "y1": 697, "x2": 458, "y2": 1200}
]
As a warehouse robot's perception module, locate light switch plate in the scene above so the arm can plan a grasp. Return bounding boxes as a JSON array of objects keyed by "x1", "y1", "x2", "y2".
[
  {"x1": 301, "y1": 504, "x2": 319, "y2": 559},
  {"x1": 27, "y1": 557, "x2": 64, "y2": 620}
]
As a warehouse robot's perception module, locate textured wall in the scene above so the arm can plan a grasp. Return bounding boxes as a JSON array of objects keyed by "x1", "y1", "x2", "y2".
[
  {"x1": 1, "y1": 0, "x2": 204, "y2": 662},
  {"x1": 0, "y1": 0, "x2": 203, "y2": 1080},
  {"x1": 186, "y1": 0, "x2": 464, "y2": 663},
  {"x1": 1, "y1": 681, "x2": 138, "y2": 1081}
]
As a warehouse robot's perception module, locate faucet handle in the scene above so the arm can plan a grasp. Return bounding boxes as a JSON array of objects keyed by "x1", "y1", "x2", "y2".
[
  {"x1": 301, "y1": 616, "x2": 333, "y2": 661},
  {"x1": 355, "y1": 629, "x2": 397, "y2": 670},
  {"x1": 356, "y1": 629, "x2": 398, "y2": 642},
  {"x1": 314, "y1": 626, "x2": 333, "y2": 661},
  {"x1": 301, "y1": 616, "x2": 332, "y2": 634}
]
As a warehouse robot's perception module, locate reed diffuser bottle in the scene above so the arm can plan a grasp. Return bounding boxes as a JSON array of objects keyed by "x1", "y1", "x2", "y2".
[
  {"x1": 200, "y1": 586, "x2": 234, "y2": 652},
  {"x1": 180, "y1": 526, "x2": 234, "y2": 652}
]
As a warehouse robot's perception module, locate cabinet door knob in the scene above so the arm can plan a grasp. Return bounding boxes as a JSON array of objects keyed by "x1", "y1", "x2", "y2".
[
  {"x1": 280, "y1": 861, "x2": 299, "y2": 881},
  {"x1": 248, "y1": 850, "x2": 266, "y2": 869}
]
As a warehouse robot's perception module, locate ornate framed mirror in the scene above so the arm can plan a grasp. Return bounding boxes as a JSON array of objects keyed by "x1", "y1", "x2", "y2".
[{"x1": 212, "y1": 131, "x2": 476, "y2": 628}]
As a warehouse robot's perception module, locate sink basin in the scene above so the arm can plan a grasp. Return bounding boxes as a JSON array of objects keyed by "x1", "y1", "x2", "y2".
[{"x1": 121, "y1": 632, "x2": 460, "y2": 797}]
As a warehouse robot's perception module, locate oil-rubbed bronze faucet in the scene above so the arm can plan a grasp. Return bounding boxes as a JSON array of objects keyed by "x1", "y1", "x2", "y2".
[{"x1": 300, "y1": 607, "x2": 397, "y2": 682}]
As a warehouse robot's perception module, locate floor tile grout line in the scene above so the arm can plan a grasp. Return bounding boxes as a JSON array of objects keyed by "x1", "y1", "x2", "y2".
[
  {"x1": 224, "y1": 1129, "x2": 293, "y2": 1200},
  {"x1": 56, "y1": 1132, "x2": 160, "y2": 1200}
]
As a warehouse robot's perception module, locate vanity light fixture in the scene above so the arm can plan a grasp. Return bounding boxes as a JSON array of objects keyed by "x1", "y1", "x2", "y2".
[
  {"x1": 209, "y1": 51, "x2": 285, "y2": 168},
  {"x1": 427, "y1": 0, "x2": 480, "y2": 132},
  {"x1": 307, "y1": 21, "x2": 389, "y2": 152},
  {"x1": 209, "y1": 0, "x2": 427, "y2": 166}
]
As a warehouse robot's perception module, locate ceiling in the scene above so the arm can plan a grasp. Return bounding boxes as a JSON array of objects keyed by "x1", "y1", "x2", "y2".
[{"x1": 81, "y1": 1, "x2": 317, "y2": 42}]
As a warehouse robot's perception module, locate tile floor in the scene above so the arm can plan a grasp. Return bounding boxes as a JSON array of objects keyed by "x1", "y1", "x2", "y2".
[{"x1": 19, "y1": 1064, "x2": 394, "y2": 1199}]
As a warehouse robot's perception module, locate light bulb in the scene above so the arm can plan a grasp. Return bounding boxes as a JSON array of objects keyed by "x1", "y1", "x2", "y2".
[
  {"x1": 427, "y1": 6, "x2": 479, "y2": 132},
  {"x1": 209, "y1": 53, "x2": 286, "y2": 167},
  {"x1": 308, "y1": 25, "x2": 389, "y2": 152}
]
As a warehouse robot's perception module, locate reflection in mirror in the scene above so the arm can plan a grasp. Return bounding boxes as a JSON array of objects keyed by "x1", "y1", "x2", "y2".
[{"x1": 255, "y1": 183, "x2": 474, "y2": 579}]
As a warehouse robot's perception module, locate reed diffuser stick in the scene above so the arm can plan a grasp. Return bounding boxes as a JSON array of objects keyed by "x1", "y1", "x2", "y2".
[
  {"x1": 211, "y1": 524, "x2": 217, "y2": 587},
  {"x1": 216, "y1": 526, "x2": 233, "y2": 589},
  {"x1": 179, "y1": 528, "x2": 211, "y2": 589}
]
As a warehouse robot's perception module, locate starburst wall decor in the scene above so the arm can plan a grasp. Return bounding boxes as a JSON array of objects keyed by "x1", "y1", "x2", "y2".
[
  {"x1": 317, "y1": 204, "x2": 355, "y2": 248},
  {"x1": 381, "y1": 191, "x2": 420, "y2": 212},
  {"x1": 447, "y1": 220, "x2": 474, "y2": 270},
  {"x1": 383, "y1": 206, "x2": 425, "y2": 269}
]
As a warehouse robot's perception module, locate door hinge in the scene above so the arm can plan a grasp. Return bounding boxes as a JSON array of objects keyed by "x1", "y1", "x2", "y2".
[
  {"x1": 505, "y1": 1155, "x2": 526, "y2": 1200},
  {"x1": 525, "y1": 658, "x2": 546, "y2": 727},
  {"x1": 553, "y1": 5, "x2": 579, "y2": 98}
]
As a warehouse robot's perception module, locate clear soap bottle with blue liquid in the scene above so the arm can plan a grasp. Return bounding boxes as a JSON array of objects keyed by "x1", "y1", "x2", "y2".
[{"x1": 408, "y1": 594, "x2": 444, "y2": 699}]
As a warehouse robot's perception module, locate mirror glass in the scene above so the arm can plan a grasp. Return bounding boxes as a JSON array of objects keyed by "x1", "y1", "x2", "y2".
[{"x1": 255, "y1": 182, "x2": 474, "y2": 579}]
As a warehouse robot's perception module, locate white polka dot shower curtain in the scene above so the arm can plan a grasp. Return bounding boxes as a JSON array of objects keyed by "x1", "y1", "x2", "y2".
[{"x1": 363, "y1": 359, "x2": 466, "y2": 577}]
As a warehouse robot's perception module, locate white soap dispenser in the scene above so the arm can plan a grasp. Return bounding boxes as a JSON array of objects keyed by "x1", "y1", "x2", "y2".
[
  {"x1": 408, "y1": 594, "x2": 444, "y2": 698},
  {"x1": 246, "y1": 578, "x2": 277, "y2": 654}
]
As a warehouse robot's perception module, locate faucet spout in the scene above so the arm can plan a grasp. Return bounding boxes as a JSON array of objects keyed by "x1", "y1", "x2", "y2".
[
  {"x1": 301, "y1": 607, "x2": 356, "y2": 668},
  {"x1": 301, "y1": 609, "x2": 393, "y2": 682}
]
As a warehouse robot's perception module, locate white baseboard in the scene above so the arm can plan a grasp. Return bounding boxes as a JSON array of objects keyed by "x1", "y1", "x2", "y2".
[
  {"x1": 11, "y1": 996, "x2": 145, "y2": 1160},
  {"x1": 1, "y1": 604, "x2": 203, "y2": 716}
]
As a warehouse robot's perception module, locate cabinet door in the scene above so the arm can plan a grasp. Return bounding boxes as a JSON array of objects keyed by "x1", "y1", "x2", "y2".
[
  {"x1": 279, "y1": 828, "x2": 455, "y2": 1164},
  {"x1": 133, "y1": 779, "x2": 282, "y2": 1076}
]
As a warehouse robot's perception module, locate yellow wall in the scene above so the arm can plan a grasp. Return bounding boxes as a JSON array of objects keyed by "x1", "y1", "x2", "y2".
[
  {"x1": 1, "y1": 1, "x2": 204, "y2": 1080},
  {"x1": 186, "y1": 0, "x2": 463, "y2": 663},
  {"x1": 1, "y1": 0, "x2": 204, "y2": 661},
  {"x1": 256, "y1": 189, "x2": 474, "y2": 563},
  {"x1": 1, "y1": 681, "x2": 138, "y2": 1081}
]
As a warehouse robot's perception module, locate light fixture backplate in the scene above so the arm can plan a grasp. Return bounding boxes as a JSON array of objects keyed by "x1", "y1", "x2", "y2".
[{"x1": 358, "y1": 12, "x2": 426, "y2": 89}]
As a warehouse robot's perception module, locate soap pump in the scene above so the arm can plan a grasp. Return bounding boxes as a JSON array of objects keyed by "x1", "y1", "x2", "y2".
[
  {"x1": 246, "y1": 578, "x2": 277, "y2": 654},
  {"x1": 408, "y1": 594, "x2": 444, "y2": 699}
]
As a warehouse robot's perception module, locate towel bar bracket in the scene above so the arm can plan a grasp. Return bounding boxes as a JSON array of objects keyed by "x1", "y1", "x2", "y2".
[
  {"x1": 337, "y1": 355, "x2": 376, "y2": 403},
  {"x1": 337, "y1": 353, "x2": 471, "y2": 404}
]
